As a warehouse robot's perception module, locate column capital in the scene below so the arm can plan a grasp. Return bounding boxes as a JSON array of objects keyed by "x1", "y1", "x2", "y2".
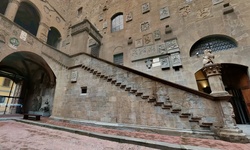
[{"x1": 202, "y1": 63, "x2": 222, "y2": 77}]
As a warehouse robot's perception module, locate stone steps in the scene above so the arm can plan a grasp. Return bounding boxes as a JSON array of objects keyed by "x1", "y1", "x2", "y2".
[{"x1": 82, "y1": 65, "x2": 210, "y2": 130}]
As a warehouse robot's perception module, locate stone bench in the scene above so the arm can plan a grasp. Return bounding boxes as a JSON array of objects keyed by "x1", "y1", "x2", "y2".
[{"x1": 23, "y1": 114, "x2": 41, "y2": 121}]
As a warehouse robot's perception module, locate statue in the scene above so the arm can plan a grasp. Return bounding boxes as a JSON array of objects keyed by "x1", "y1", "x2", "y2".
[
  {"x1": 39, "y1": 100, "x2": 50, "y2": 112},
  {"x1": 203, "y1": 49, "x2": 214, "y2": 66}
]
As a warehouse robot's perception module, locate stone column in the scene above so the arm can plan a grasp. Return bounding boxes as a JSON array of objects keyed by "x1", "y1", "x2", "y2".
[
  {"x1": 202, "y1": 64, "x2": 248, "y2": 142},
  {"x1": 202, "y1": 64, "x2": 229, "y2": 96},
  {"x1": 37, "y1": 22, "x2": 50, "y2": 43},
  {"x1": 4, "y1": 0, "x2": 20, "y2": 21}
]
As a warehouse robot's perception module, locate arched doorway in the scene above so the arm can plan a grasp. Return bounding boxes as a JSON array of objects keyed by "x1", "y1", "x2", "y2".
[
  {"x1": 0, "y1": 52, "x2": 56, "y2": 116},
  {"x1": 195, "y1": 63, "x2": 250, "y2": 124},
  {"x1": 47, "y1": 27, "x2": 61, "y2": 49},
  {"x1": 14, "y1": 2, "x2": 40, "y2": 36},
  {"x1": 0, "y1": 0, "x2": 8, "y2": 15}
]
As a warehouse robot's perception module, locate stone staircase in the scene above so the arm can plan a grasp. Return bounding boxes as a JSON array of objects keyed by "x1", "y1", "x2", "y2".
[{"x1": 78, "y1": 63, "x2": 214, "y2": 130}]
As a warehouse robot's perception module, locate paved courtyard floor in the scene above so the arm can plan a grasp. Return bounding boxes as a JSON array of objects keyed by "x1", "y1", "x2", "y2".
[
  {"x1": 0, "y1": 116, "x2": 250, "y2": 150},
  {"x1": 0, "y1": 121, "x2": 156, "y2": 150}
]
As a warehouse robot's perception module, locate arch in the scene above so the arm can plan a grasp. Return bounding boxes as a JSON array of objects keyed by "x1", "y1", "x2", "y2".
[
  {"x1": 195, "y1": 63, "x2": 250, "y2": 124},
  {"x1": 0, "y1": 51, "x2": 56, "y2": 115},
  {"x1": 47, "y1": 27, "x2": 61, "y2": 49},
  {"x1": 111, "y1": 12, "x2": 124, "y2": 32},
  {"x1": 190, "y1": 34, "x2": 237, "y2": 57},
  {"x1": 0, "y1": 0, "x2": 9, "y2": 15},
  {"x1": 14, "y1": 1, "x2": 41, "y2": 36}
]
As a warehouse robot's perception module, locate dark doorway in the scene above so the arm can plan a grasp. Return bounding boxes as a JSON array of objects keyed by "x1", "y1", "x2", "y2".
[
  {"x1": 195, "y1": 63, "x2": 250, "y2": 124},
  {"x1": 0, "y1": 52, "x2": 56, "y2": 115},
  {"x1": 14, "y1": 2, "x2": 40, "y2": 36},
  {"x1": 0, "y1": 0, "x2": 8, "y2": 15},
  {"x1": 47, "y1": 27, "x2": 61, "y2": 49}
]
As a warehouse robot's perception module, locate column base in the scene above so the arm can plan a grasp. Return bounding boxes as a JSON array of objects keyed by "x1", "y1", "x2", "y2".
[{"x1": 217, "y1": 128, "x2": 249, "y2": 143}]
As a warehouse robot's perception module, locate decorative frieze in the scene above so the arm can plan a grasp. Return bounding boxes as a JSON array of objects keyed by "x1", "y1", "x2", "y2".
[{"x1": 160, "y1": 7, "x2": 170, "y2": 20}]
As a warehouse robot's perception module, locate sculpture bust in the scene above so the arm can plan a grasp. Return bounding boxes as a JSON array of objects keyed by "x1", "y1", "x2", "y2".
[
  {"x1": 203, "y1": 49, "x2": 214, "y2": 66},
  {"x1": 39, "y1": 100, "x2": 50, "y2": 112}
]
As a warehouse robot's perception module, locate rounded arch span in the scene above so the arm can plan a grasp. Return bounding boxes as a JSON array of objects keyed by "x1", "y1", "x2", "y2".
[
  {"x1": 0, "y1": 51, "x2": 56, "y2": 86},
  {"x1": 47, "y1": 27, "x2": 61, "y2": 49},
  {"x1": 14, "y1": 1, "x2": 41, "y2": 36},
  {"x1": 111, "y1": 12, "x2": 124, "y2": 32},
  {"x1": 0, "y1": 51, "x2": 56, "y2": 115},
  {"x1": 190, "y1": 34, "x2": 237, "y2": 57}
]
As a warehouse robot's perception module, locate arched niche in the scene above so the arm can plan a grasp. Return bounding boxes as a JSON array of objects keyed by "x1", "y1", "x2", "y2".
[
  {"x1": 47, "y1": 27, "x2": 61, "y2": 49},
  {"x1": 14, "y1": 2, "x2": 40, "y2": 36}
]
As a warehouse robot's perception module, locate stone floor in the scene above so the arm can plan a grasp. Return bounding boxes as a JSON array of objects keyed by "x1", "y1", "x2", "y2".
[
  {"x1": 0, "y1": 120, "x2": 156, "y2": 150},
  {"x1": 0, "y1": 115, "x2": 250, "y2": 150}
]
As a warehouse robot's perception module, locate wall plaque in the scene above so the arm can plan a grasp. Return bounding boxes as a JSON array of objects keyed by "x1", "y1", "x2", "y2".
[
  {"x1": 143, "y1": 33, "x2": 154, "y2": 46},
  {"x1": 20, "y1": 31, "x2": 27, "y2": 41},
  {"x1": 71, "y1": 71, "x2": 78, "y2": 83},
  {"x1": 126, "y1": 12, "x2": 133, "y2": 22},
  {"x1": 135, "y1": 38, "x2": 143, "y2": 48},
  {"x1": 170, "y1": 52, "x2": 182, "y2": 67},
  {"x1": 8, "y1": 37, "x2": 19, "y2": 49},
  {"x1": 165, "y1": 39, "x2": 180, "y2": 53},
  {"x1": 141, "y1": 22, "x2": 150, "y2": 32},
  {"x1": 142, "y1": 3, "x2": 150, "y2": 14},
  {"x1": 153, "y1": 30, "x2": 161, "y2": 40},
  {"x1": 160, "y1": 7, "x2": 170, "y2": 20}
]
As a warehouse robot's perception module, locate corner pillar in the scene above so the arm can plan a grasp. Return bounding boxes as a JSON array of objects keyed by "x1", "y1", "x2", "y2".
[
  {"x1": 37, "y1": 22, "x2": 50, "y2": 43},
  {"x1": 4, "y1": 0, "x2": 20, "y2": 21}
]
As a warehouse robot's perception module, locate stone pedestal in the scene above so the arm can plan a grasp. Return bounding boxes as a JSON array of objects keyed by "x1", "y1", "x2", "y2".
[
  {"x1": 203, "y1": 64, "x2": 248, "y2": 143},
  {"x1": 4, "y1": 0, "x2": 20, "y2": 21},
  {"x1": 202, "y1": 64, "x2": 229, "y2": 96}
]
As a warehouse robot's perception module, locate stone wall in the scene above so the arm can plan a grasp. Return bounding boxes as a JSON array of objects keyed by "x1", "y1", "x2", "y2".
[
  {"x1": 50, "y1": 53, "x2": 224, "y2": 131},
  {"x1": 58, "y1": 0, "x2": 250, "y2": 90}
]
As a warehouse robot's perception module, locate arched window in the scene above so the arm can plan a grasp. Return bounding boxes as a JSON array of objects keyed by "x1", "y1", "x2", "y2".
[
  {"x1": 111, "y1": 13, "x2": 123, "y2": 32},
  {"x1": 14, "y1": 2, "x2": 40, "y2": 36},
  {"x1": 47, "y1": 27, "x2": 61, "y2": 49},
  {"x1": 0, "y1": 0, "x2": 8, "y2": 15},
  {"x1": 190, "y1": 35, "x2": 237, "y2": 57}
]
